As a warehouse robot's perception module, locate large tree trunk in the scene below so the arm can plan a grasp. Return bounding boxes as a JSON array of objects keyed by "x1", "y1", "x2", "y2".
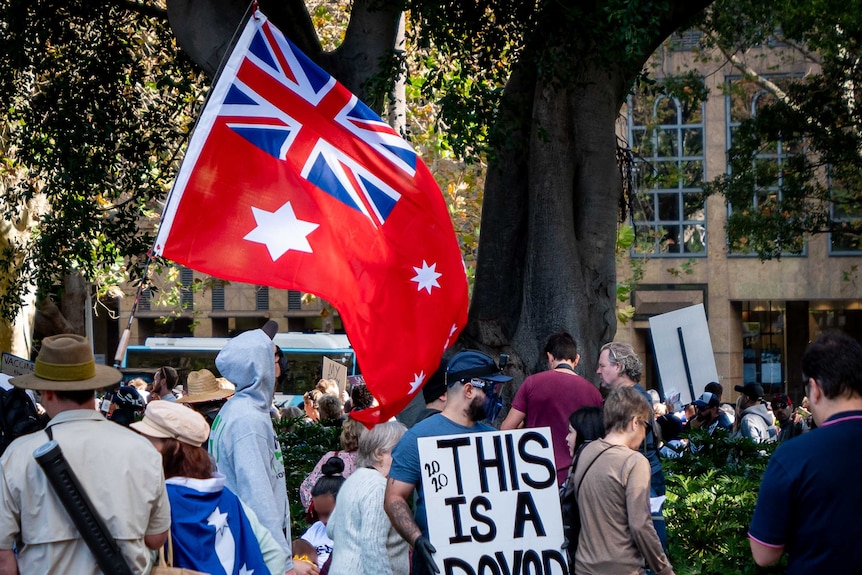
[
  {"x1": 0, "y1": 197, "x2": 46, "y2": 359},
  {"x1": 465, "y1": 1, "x2": 713, "y2": 384},
  {"x1": 167, "y1": 0, "x2": 713, "y2": 387},
  {"x1": 465, "y1": 62, "x2": 625, "y2": 383}
]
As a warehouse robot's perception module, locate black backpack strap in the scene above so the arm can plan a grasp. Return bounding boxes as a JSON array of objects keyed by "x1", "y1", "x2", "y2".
[{"x1": 45, "y1": 425, "x2": 53, "y2": 441}]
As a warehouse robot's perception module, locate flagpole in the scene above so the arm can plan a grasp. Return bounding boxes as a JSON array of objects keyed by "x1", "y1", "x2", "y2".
[
  {"x1": 112, "y1": 4, "x2": 259, "y2": 369},
  {"x1": 112, "y1": 259, "x2": 153, "y2": 369}
]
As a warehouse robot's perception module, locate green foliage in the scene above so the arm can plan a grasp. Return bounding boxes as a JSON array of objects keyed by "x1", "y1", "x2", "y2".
[
  {"x1": 615, "y1": 224, "x2": 642, "y2": 324},
  {"x1": 275, "y1": 416, "x2": 341, "y2": 537},
  {"x1": 406, "y1": 0, "x2": 678, "y2": 162},
  {"x1": 0, "y1": 0, "x2": 206, "y2": 319},
  {"x1": 665, "y1": 429, "x2": 785, "y2": 574},
  {"x1": 666, "y1": 258, "x2": 697, "y2": 277},
  {"x1": 700, "y1": 0, "x2": 862, "y2": 258}
]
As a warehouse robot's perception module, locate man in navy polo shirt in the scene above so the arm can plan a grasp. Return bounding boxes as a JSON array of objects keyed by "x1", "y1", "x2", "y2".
[{"x1": 749, "y1": 331, "x2": 862, "y2": 573}]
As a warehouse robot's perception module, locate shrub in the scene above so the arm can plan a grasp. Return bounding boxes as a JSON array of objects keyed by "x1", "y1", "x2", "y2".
[
  {"x1": 276, "y1": 416, "x2": 342, "y2": 537},
  {"x1": 664, "y1": 429, "x2": 786, "y2": 574}
]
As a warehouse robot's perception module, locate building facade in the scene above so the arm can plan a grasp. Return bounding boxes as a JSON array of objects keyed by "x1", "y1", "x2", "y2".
[{"x1": 615, "y1": 36, "x2": 861, "y2": 403}]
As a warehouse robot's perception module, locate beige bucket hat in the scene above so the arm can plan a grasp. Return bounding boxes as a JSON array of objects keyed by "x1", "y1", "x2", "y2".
[{"x1": 131, "y1": 401, "x2": 209, "y2": 447}]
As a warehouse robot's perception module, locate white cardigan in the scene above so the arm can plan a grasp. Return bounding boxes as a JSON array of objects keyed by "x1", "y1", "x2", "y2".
[{"x1": 326, "y1": 467, "x2": 409, "y2": 575}]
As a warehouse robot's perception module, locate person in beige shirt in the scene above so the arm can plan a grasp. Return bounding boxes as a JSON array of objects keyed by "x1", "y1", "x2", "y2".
[
  {"x1": 0, "y1": 334, "x2": 171, "y2": 575},
  {"x1": 573, "y1": 386, "x2": 675, "y2": 575}
]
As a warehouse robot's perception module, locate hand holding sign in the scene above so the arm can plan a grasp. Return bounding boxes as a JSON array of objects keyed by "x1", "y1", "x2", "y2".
[{"x1": 413, "y1": 536, "x2": 440, "y2": 574}]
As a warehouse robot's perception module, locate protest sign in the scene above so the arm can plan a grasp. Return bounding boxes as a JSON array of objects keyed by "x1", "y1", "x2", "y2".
[
  {"x1": 322, "y1": 356, "x2": 348, "y2": 395},
  {"x1": 419, "y1": 427, "x2": 568, "y2": 575},
  {"x1": 1, "y1": 352, "x2": 34, "y2": 377},
  {"x1": 649, "y1": 303, "x2": 719, "y2": 405}
]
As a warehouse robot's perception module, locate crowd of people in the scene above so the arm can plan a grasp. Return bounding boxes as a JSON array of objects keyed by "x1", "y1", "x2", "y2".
[{"x1": 0, "y1": 324, "x2": 859, "y2": 575}]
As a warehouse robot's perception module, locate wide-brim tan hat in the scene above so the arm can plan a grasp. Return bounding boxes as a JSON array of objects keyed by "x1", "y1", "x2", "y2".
[
  {"x1": 11, "y1": 334, "x2": 121, "y2": 391},
  {"x1": 177, "y1": 369, "x2": 234, "y2": 404}
]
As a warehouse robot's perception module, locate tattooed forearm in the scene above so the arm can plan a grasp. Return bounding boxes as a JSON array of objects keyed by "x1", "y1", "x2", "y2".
[{"x1": 384, "y1": 478, "x2": 421, "y2": 545}]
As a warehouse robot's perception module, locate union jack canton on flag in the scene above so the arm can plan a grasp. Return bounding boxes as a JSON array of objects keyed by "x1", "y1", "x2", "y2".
[{"x1": 154, "y1": 10, "x2": 469, "y2": 424}]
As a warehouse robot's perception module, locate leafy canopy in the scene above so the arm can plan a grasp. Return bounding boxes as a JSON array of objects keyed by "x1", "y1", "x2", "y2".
[
  {"x1": 0, "y1": 0, "x2": 205, "y2": 318},
  {"x1": 701, "y1": 0, "x2": 862, "y2": 257}
]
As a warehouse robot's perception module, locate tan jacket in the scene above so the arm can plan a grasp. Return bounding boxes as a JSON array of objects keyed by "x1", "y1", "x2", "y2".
[{"x1": 573, "y1": 439, "x2": 673, "y2": 575}]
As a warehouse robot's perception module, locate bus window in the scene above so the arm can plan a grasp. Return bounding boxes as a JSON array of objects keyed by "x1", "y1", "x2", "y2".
[{"x1": 123, "y1": 333, "x2": 356, "y2": 396}]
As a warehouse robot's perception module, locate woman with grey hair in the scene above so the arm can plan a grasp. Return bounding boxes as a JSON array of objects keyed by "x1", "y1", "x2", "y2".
[
  {"x1": 326, "y1": 421, "x2": 409, "y2": 575},
  {"x1": 572, "y1": 387, "x2": 675, "y2": 575}
]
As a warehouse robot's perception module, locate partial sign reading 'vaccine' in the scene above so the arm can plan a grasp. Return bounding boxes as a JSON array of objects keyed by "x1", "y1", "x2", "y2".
[{"x1": 419, "y1": 428, "x2": 568, "y2": 575}]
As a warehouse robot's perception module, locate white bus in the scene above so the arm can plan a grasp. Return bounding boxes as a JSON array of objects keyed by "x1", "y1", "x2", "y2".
[{"x1": 122, "y1": 332, "x2": 356, "y2": 397}]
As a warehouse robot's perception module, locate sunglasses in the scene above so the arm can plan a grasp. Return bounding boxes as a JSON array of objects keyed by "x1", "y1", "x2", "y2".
[
  {"x1": 467, "y1": 378, "x2": 502, "y2": 396},
  {"x1": 773, "y1": 402, "x2": 789, "y2": 409}
]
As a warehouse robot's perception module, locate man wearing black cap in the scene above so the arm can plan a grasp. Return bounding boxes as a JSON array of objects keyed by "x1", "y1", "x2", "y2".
[
  {"x1": 771, "y1": 393, "x2": 807, "y2": 443},
  {"x1": 384, "y1": 350, "x2": 511, "y2": 575},
  {"x1": 688, "y1": 391, "x2": 732, "y2": 434},
  {"x1": 734, "y1": 382, "x2": 777, "y2": 443}
]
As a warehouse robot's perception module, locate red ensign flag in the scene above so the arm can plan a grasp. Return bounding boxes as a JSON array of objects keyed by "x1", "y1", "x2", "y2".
[{"x1": 154, "y1": 11, "x2": 468, "y2": 424}]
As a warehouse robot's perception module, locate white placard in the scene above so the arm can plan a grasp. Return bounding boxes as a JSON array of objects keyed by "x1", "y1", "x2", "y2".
[
  {"x1": 419, "y1": 428, "x2": 568, "y2": 575},
  {"x1": 1, "y1": 352, "x2": 34, "y2": 377},
  {"x1": 649, "y1": 303, "x2": 719, "y2": 405},
  {"x1": 322, "y1": 356, "x2": 348, "y2": 395}
]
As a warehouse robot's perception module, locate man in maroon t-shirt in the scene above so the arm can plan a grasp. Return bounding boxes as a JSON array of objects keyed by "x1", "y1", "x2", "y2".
[{"x1": 501, "y1": 332, "x2": 604, "y2": 484}]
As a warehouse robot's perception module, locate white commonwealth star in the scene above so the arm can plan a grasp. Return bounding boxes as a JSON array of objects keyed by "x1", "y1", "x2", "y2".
[
  {"x1": 238, "y1": 565, "x2": 254, "y2": 575},
  {"x1": 243, "y1": 201, "x2": 319, "y2": 261},
  {"x1": 409, "y1": 371, "x2": 426, "y2": 394},
  {"x1": 206, "y1": 508, "x2": 228, "y2": 535},
  {"x1": 411, "y1": 260, "x2": 442, "y2": 294}
]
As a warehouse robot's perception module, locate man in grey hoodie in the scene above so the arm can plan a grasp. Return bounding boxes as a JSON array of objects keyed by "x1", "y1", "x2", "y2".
[
  {"x1": 734, "y1": 383, "x2": 777, "y2": 443},
  {"x1": 209, "y1": 327, "x2": 294, "y2": 574}
]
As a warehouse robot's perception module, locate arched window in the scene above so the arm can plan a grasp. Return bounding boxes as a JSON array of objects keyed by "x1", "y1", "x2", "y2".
[{"x1": 627, "y1": 93, "x2": 707, "y2": 256}]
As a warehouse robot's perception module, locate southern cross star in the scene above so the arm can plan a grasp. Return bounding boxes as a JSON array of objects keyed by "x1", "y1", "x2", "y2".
[
  {"x1": 244, "y1": 201, "x2": 319, "y2": 261},
  {"x1": 411, "y1": 260, "x2": 442, "y2": 294},
  {"x1": 409, "y1": 371, "x2": 426, "y2": 394}
]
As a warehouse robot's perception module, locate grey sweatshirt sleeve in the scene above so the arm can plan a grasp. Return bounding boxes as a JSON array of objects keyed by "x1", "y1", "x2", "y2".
[{"x1": 230, "y1": 429, "x2": 294, "y2": 567}]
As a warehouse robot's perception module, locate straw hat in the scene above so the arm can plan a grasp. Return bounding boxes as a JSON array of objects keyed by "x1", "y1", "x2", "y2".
[
  {"x1": 176, "y1": 369, "x2": 234, "y2": 404},
  {"x1": 11, "y1": 334, "x2": 121, "y2": 391},
  {"x1": 131, "y1": 401, "x2": 209, "y2": 447}
]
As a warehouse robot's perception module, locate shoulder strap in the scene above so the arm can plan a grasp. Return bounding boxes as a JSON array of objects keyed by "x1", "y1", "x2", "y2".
[
  {"x1": 561, "y1": 442, "x2": 588, "y2": 493},
  {"x1": 575, "y1": 444, "x2": 616, "y2": 496},
  {"x1": 45, "y1": 425, "x2": 53, "y2": 441}
]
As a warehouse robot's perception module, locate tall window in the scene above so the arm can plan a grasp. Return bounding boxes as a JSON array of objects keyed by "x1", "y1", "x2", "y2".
[
  {"x1": 830, "y1": 203, "x2": 862, "y2": 254},
  {"x1": 139, "y1": 287, "x2": 151, "y2": 311},
  {"x1": 828, "y1": 171, "x2": 862, "y2": 254},
  {"x1": 180, "y1": 267, "x2": 194, "y2": 310},
  {"x1": 288, "y1": 290, "x2": 303, "y2": 311},
  {"x1": 256, "y1": 285, "x2": 269, "y2": 311},
  {"x1": 211, "y1": 280, "x2": 225, "y2": 311},
  {"x1": 725, "y1": 78, "x2": 805, "y2": 255},
  {"x1": 628, "y1": 94, "x2": 707, "y2": 256}
]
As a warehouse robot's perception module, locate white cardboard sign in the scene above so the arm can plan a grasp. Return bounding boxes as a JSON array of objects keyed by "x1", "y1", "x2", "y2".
[
  {"x1": 1, "y1": 352, "x2": 34, "y2": 377},
  {"x1": 322, "y1": 356, "x2": 348, "y2": 395},
  {"x1": 419, "y1": 427, "x2": 568, "y2": 575},
  {"x1": 648, "y1": 303, "x2": 719, "y2": 405}
]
